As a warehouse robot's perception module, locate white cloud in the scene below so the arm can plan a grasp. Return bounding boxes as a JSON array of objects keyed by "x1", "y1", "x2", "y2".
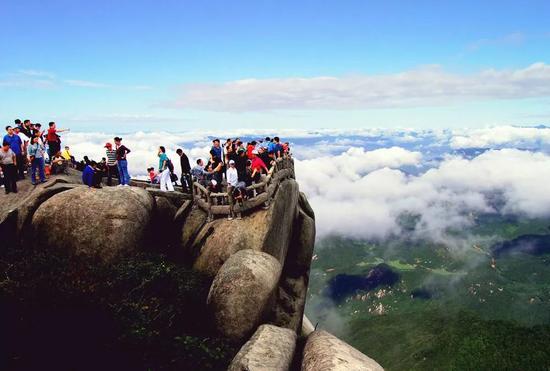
[
  {"x1": 0, "y1": 69, "x2": 150, "y2": 90},
  {"x1": 18, "y1": 69, "x2": 57, "y2": 79},
  {"x1": 296, "y1": 148, "x2": 550, "y2": 242},
  {"x1": 170, "y1": 63, "x2": 550, "y2": 111},
  {"x1": 466, "y1": 32, "x2": 525, "y2": 52},
  {"x1": 450, "y1": 125, "x2": 550, "y2": 148},
  {"x1": 64, "y1": 79, "x2": 152, "y2": 90}
]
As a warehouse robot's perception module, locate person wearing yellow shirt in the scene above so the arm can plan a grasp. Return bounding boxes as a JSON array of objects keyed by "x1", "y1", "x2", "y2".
[{"x1": 61, "y1": 146, "x2": 76, "y2": 166}]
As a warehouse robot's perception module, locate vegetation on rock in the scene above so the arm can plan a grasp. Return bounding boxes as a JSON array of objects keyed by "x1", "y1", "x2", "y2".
[{"x1": 0, "y1": 245, "x2": 237, "y2": 370}]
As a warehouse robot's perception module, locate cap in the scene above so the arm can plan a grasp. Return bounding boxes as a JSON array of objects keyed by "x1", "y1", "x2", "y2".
[
  {"x1": 104, "y1": 143, "x2": 112, "y2": 148},
  {"x1": 114, "y1": 137, "x2": 122, "y2": 141},
  {"x1": 229, "y1": 160, "x2": 235, "y2": 165}
]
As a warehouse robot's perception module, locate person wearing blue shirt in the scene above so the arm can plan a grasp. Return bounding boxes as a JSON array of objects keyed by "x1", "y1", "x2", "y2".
[
  {"x1": 273, "y1": 136, "x2": 282, "y2": 158},
  {"x1": 267, "y1": 140, "x2": 276, "y2": 154},
  {"x1": 211, "y1": 139, "x2": 223, "y2": 163},
  {"x1": 28, "y1": 136, "x2": 46, "y2": 185},
  {"x1": 82, "y1": 161, "x2": 102, "y2": 188},
  {"x1": 3, "y1": 126, "x2": 23, "y2": 155},
  {"x1": 4, "y1": 125, "x2": 24, "y2": 179}
]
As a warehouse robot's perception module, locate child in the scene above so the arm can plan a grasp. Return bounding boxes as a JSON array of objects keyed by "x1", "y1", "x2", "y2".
[{"x1": 147, "y1": 167, "x2": 159, "y2": 184}]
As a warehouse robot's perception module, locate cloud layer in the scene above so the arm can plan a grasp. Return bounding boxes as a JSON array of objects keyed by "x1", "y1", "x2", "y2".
[
  {"x1": 171, "y1": 63, "x2": 550, "y2": 111},
  {"x1": 297, "y1": 147, "x2": 550, "y2": 241}
]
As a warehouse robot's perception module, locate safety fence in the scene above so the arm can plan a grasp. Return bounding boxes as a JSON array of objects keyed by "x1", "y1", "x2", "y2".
[{"x1": 193, "y1": 157, "x2": 294, "y2": 220}]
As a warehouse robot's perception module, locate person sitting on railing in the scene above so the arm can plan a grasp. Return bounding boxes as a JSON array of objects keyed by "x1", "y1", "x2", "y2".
[
  {"x1": 250, "y1": 149, "x2": 269, "y2": 179},
  {"x1": 191, "y1": 158, "x2": 219, "y2": 187},
  {"x1": 208, "y1": 179, "x2": 221, "y2": 193}
]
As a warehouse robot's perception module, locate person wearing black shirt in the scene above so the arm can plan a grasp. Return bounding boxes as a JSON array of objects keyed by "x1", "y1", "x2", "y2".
[
  {"x1": 206, "y1": 150, "x2": 223, "y2": 186},
  {"x1": 235, "y1": 148, "x2": 248, "y2": 182},
  {"x1": 114, "y1": 137, "x2": 131, "y2": 186},
  {"x1": 176, "y1": 148, "x2": 192, "y2": 193}
]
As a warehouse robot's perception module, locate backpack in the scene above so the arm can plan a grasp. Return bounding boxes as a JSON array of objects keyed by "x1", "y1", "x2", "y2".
[{"x1": 166, "y1": 158, "x2": 174, "y2": 173}]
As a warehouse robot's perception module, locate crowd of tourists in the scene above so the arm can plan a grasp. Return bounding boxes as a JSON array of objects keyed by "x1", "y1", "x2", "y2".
[
  {"x1": 149, "y1": 137, "x2": 289, "y2": 201},
  {"x1": 1, "y1": 119, "x2": 290, "y2": 219},
  {"x1": 1, "y1": 119, "x2": 71, "y2": 193}
]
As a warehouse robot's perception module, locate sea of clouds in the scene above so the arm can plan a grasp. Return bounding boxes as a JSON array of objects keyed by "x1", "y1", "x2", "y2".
[{"x1": 62, "y1": 125, "x2": 550, "y2": 242}]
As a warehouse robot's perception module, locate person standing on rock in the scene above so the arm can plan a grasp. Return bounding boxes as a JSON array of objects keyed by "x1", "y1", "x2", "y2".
[
  {"x1": 0, "y1": 141, "x2": 18, "y2": 194},
  {"x1": 104, "y1": 142, "x2": 118, "y2": 186},
  {"x1": 226, "y1": 159, "x2": 242, "y2": 220},
  {"x1": 3, "y1": 126, "x2": 24, "y2": 180},
  {"x1": 158, "y1": 146, "x2": 174, "y2": 192},
  {"x1": 114, "y1": 137, "x2": 131, "y2": 187},
  {"x1": 176, "y1": 148, "x2": 192, "y2": 193},
  {"x1": 28, "y1": 136, "x2": 47, "y2": 185},
  {"x1": 211, "y1": 139, "x2": 223, "y2": 164},
  {"x1": 46, "y1": 122, "x2": 69, "y2": 163}
]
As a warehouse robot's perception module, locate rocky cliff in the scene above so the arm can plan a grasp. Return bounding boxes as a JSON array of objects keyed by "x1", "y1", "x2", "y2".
[{"x1": 0, "y1": 163, "x2": 383, "y2": 370}]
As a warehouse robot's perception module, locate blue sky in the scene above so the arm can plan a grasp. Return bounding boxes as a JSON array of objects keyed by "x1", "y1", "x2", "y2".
[{"x1": 1, "y1": 0, "x2": 549, "y2": 131}]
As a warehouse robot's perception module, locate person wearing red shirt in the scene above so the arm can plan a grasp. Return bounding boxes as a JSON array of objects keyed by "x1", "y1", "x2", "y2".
[
  {"x1": 246, "y1": 141, "x2": 257, "y2": 160},
  {"x1": 250, "y1": 149, "x2": 269, "y2": 181},
  {"x1": 46, "y1": 122, "x2": 69, "y2": 161}
]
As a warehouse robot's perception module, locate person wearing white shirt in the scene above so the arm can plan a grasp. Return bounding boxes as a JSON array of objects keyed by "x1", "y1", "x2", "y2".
[
  {"x1": 226, "y1": 159, "x2": 240, "y2": 220},
  {"x1": 226, "y1": 159, "x2": 238, "y2": 187}
]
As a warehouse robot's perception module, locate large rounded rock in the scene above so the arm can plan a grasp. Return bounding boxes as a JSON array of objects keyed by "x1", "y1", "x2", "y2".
[
  {"x1": 228, "y1": 324, "x2": 297, "y2": 371},
  {"x1": 302, "y1": 330, "x2": 384, "y2": 371},
  {"x1": 207, "y1": 249, "x2": 282, "y2": 343},
  {"x1": 31, "y1": 187, "x2": 154, "y2": 262},
  {"x1": 193, "y1": 179, "x2": 300, "y2": 277},
  {"x1": 192, "y1": 210, "x2": 271, "y2": 276}
]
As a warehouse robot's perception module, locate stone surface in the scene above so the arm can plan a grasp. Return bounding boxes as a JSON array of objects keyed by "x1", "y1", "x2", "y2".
[
  {"x1": 146, "y1": 188, "x2": 190, "y2": 208},
  {"x1": 228, "y1": 324, "x2": 297, "y2": 371},
  {"x1": 302, "y1": 330, "x2": 384, "y2": 371},
  {"x1": 173, "y1": 200, "x2": 192, "y2": 225},
  {"x1": 262, "y1": 179, "x2": 300, "y2": 263},
  {"x1": 299, "y1": 191, "x2": 315, "y2": 219},
  {"x1": 154, "y1": 196, "x2": 178, "y2": 221},
  {"x1": 192, "y1": 178, "x2": 300, "y2": 277},
  {"x1": 271, "y1": 276, "x2": 308, "y2": 333},
  {"x1": 207, "y1": 249, "x2": 282, "y2": 343},
  {"x1": 192, "y1": 210, "x2": 270, "y2": 276},
  {"x1": 31, "y1": 186, "x2": 154, "y2": 262},
  {"x1": 270, "y1": 205, "x2": 315, "y2": 332},
  {"x1": 286, "y1": 209, "x2": 316, "y2": 277}
]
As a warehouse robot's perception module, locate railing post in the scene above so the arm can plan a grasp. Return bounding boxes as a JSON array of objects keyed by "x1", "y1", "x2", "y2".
[{"x1": 206, "y1": 191, "x2": 213, "y2": 221}]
